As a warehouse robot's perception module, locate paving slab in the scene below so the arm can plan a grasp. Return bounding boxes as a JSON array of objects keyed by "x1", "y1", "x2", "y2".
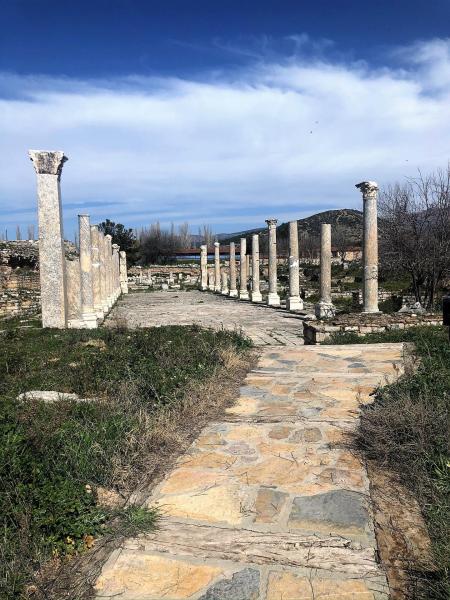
[
  {"x1": 106, "y1": 290, "x2": 306, "y2": 346},
  {"x1": 95, "y1": 342, "x2": 405, "y2": 600}
]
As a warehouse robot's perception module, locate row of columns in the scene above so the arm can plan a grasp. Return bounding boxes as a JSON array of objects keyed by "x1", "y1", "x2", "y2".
[
  {"x1": 199, "y1": 181, "x2": 380, "y2": 316},
  {"x1": 29, "y1": 150, "x2": 128, "y2": 329}
]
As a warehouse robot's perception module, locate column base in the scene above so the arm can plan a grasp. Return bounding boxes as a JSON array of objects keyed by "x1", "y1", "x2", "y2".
[
  {"x1": 214, "y1": 286, "x2": 221, "y2": 293},
  {"x1": 229, "y1": 289, "x2": 238, "y2": 297},
  {"x1": 362, "y1": 308, "x2": 382, "y2": 314},
  {"x1": 267, "y1": 293, "x2": 281, "y2": 307},
  {"x1": 251, "y1": 291, "x2": 263, "y2": 302},
  {"x1": 286, "y1": 296, "x2": 304, "y2": 311},
  {"x1": 315, "y1": 302, "x2": 336, "y2": 319},
  {"x1": 200, "y1": 285, "x2": 208, "y2": 291},
  {"x1": 67, "y1": 319, "x2": 85, "y2": 329},
  {"x1": 221, "y1": 289, "x2": 229, "y2": 295},
  {"x1": 208, "y1": 286, "x2": 215, "y2": 291},
  {"x1": 82, "y1": 313, "x2": 99, "y2": 329},
  {"x1": 239, "y1": 290, "x2": 250, "y2": 300}
]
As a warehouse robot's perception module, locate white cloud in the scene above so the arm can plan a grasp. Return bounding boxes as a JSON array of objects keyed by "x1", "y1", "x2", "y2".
[{"x1": 0, "y1": 38, "x2": 449, "y2": 236}]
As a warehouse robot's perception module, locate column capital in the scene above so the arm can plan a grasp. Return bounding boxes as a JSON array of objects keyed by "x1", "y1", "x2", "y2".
[
  {"x1": 200, "y1": 244, "x2": 207, "y2": 251},
  {"x1": 112, "y1": 243, "x2": 120, "y2": 251},
  {"x1": 356, "y1": 181, "x2": 379, "y2": 196},
  {"x1": 266, "y1": 218, "x2": 278, "y2": 228},
  {"x1": 105, "y1": 234, "x2": 112, "y2": 241},
  {"x1": 29, "y1": 150, "x2": 68, "y2": 179},
  {"x1": 214, "y1": 241, "x2": 220, "y2": 247}
]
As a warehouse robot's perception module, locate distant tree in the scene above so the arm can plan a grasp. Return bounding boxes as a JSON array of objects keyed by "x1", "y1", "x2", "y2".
[
  {"x1": 140, "y1": 221, "x2": 182, "y2": 264},
  {"x1": 98, "y1": 219, "x2": 136, "y2": 253},
  {"x1": 379, "y1": 166, "x2": 450, "y2": 308},
  {"x1": 16, "y1": 225, "x2": 21, "y2": 241},
  {"x1": 27, "y1": 224, "x2": 35, "y2": 240},
  {"x1": 178, "y1": 222, "x2": 191, "y2": 249},
  {"x1": 200, "y1": 224, "x2": 214, "y2": 247},
  {"x1": 299, "y1": 231, "x2": 319, "y2": 260}
]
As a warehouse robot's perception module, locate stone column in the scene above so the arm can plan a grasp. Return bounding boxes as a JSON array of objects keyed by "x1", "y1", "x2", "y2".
[
  {"x1": 356, "y1": 181, "x2": 380, "y2": 313},
  {"x1": 221, "y1": 269, "x2": 229, "y2": 295},
  {"x1": 29, "y1": 150, "x2": 68, "y2": 328},
  {"x1": 78, "y1": 214, "x2": 97, "y2": 328},
  {"x1": 66, "y1": 258, "x2": 83, "y2": 328},
  {"x1": 239, "y1": 238, "x2": 249, "y2": 300},
  {"x1": 99, "y1": 232, "x2": 108, "y2": 312},
  {"x1": 229, "y1": 242, "x2": 238, "y2": 297},
  {"x1": 200, "y1": 245, "x2": 208, "y2": 290},
  {"x1": 286, "y1": 221, "x2": 303, "y2": 311},
  {"x1": 266, "y1": 219, "x2": 280, "y2": 306},
  {"x1": 105, "y1": 234, "x2": 113, "y2": 308},
  {"x1": 251, "y1": 234, "x2": 262, "y2": 302},
  {"x1": 112, "y1": 244, "x2": 120, "y2": 300},
  {"x1": 208, "y1": 267, "x2": 215, "y2": 291},
  {"x1": 315, "y1": 223, "x2": 335, "y2": 319},
  {"x1": 214, "y1": 242, "x2": 221, "y2": 292},
  {"x1": 119, "y1": 251, "x2": 129, "y2": 294},
  {"x1": 90, "y1": 225, "x2": 104, "y2": 319}
]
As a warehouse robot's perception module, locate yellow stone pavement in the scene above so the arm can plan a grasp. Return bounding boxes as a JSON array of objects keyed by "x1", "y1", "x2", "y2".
[{"x1": 95, "y1": 343, "x2": 405, "y2": 600}]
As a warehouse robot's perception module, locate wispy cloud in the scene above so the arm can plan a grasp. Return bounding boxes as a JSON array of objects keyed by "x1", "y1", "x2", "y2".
[{"x1": 0, "y1": 37, "x2": 449, "y2": 236}]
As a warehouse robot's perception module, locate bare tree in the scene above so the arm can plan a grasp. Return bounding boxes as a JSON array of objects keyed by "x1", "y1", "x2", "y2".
[
  {"x1": 379, "y1": 166, "x2": 450, "y2": 308},
  {"x1": 201, "y1": 224, "x2": 214, "y2": 247},
  {"x1": 178, "y1": 222, "x2": 191, "y2": 249},
  {"x1": 299, "y1": 231, "x2": 319, "y2": 260},
  {"x1": 27, "y1": 224, "x2": 35, "y2": 240},
  {"x1": 16, "y1": 225, "x2": 21, "y2": 241}
]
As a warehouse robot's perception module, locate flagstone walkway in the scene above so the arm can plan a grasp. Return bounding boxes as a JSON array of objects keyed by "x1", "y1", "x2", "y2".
[
  {"x1": 107, "y1": 290, "x2": 306, "y2": 346},
  {"x1": 95, "y1": 342, "x2": 405, "y2": 600}
]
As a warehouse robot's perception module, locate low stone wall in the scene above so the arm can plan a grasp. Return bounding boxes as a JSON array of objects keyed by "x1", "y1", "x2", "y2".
[
  {"x1": 0, "y1": 269, "x2": 40, "y2": 319},
  {"x1": 303, "y1": 313, "x2": 443, "y2": 344}
]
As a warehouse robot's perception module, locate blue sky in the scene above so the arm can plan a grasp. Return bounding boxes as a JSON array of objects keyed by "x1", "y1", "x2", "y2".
[{"x1": 1, "y1": 0, "x2": 450, "y2": 239}]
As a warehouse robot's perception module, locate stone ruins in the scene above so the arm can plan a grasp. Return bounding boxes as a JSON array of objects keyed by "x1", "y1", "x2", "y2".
[{"x1": 29, "y1": 150, "x2": 128, "y2": 329}]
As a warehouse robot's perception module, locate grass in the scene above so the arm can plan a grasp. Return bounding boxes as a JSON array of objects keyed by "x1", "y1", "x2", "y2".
[
  {"x1": 0, "y1": 320, "x2": 252, "y2": 598},
  {"x1": 325, "y1": 326, "x2": 449, "y2": 598}
]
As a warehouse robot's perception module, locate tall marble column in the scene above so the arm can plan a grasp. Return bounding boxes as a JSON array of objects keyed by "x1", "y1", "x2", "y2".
[
  {"x1": 221, "y1": 269, "x2": 229, "y2": 295},
  {"x1": 251, "y1": 234, "x2": 262, "y2": 302},
  {"x1": 266, "y1": 219, "x2": 280, "y2": 306},
  {"x1": 119, "y1": 251, "x2": 129, "y2": 294},
  {"x1": 78, "y1": 214, "x2": 97, "y2": 328},
  {"x1": 112, "y1": 244, "x2": 120, "y2": 300},
  {"x1": 208, "y1": 267, "x2": 215, "y2": 291},
  {"x1": 214, "y1": 241, "x2": 221, "y2": 292},
  {"x1": 286, "y1": 221, "x2": 303, "y2": 311},
  {"x1": 99, "y1": 232, "x2": 109, "y2": 312},
  {"x1": 239, "y1": 238, "x2": 249, "y2": 300},
  {"x1": 229, "y1": 242, "x2": 238, "y2": 297},
  {"x1": 356, "y1": 181, "x2": 380, "y2": 313},
  {"x1": 315, "y1": 223, "x2": 335, "y2": 319},
  {"x1": 200, "y1": 245, "x2": 208, "y2": 290},
  {"x1": 90, "y1": 225, "x2": 103, "y2": 319},
  {"x1": 29, "y1": 150, "x2": 68, "y2": 328},
  {"x1": 66, "y1": 257, "x2": 83, "y2": 328},
  {"x1": 105, "y1": 234, "x2": 113, "y2": 308}
]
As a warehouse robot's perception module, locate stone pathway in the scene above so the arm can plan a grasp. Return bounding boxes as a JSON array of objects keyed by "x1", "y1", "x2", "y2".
[
  {"x1": 107, "y1": 290, "x2": 306, "y2": 346},
  {"x1": 95, "y1": 342, "x2": 405, "y2": 600}
]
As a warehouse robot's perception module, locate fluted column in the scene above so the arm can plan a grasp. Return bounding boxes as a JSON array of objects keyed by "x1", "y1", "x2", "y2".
[
  {"x1": 200, "y1": 245, "x2": 208, "y2": 290},
  {"x1": 112, "y1": 244, "x2": 120, "y2": 300},
  {"x1": 99, "y1": 232, "x2": 108, "y2": 312},
  {"x1": 78, "y1": 214, "x2": 97, "y2": 328},
  {"x1": 208, "y1": 266, "x2": 215, "y2": 291},
  {"x1": 229, "y1": 242, "x2": 238, "y2": 297},
  {"x1": 315, "y1": 223, "x2": 335, "y2": 319},
  {"x1": 286, "y1": 221, "x2": 303, "y2": 311},
  {"x1": 29, "y1": 150, "x2": 68, "y2": 328},
  {"x1": 90, "y1": 225, "x2": 104, "y2": 319},
  {"x1": 105, "y1": 234, "x2": 113, "y2": 308},
  {"x1": 66, "y1": 257, "x2": 82, "y2": 327},
  {"x1": 214, "y1": 242, "x2": 221, "y2": 292},
  {"x1": 266, "y1": 219, "x2": 280, "y2": 306},
  {"x1": 119, "y1": 251, "x2": 129, "y2": 294},
  {"x1": 356, "y1": 181, "x2": 380, "y2": 313},
  {"x1": 251, "y1": 234, "x2": 262, "y2": 302},
  {"x1": 239, "y1": 238, "x2": 249, "y2": 300},
  {"x1": 221, "y1": 269, "x2": 229, "y2": 295}
]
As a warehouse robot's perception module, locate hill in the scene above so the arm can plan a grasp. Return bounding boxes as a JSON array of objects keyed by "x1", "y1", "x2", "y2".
[{"x1": 221, "y1": 209, "x2": 363, "y2": 247}]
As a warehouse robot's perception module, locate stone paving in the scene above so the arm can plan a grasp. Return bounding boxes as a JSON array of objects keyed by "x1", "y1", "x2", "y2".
[
  {"x1": 95, "y1": 341, "x2": 405, "y2": 600},
  {"x1": 106, "y1": 290, "x2": 306, "y2": 346}
]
